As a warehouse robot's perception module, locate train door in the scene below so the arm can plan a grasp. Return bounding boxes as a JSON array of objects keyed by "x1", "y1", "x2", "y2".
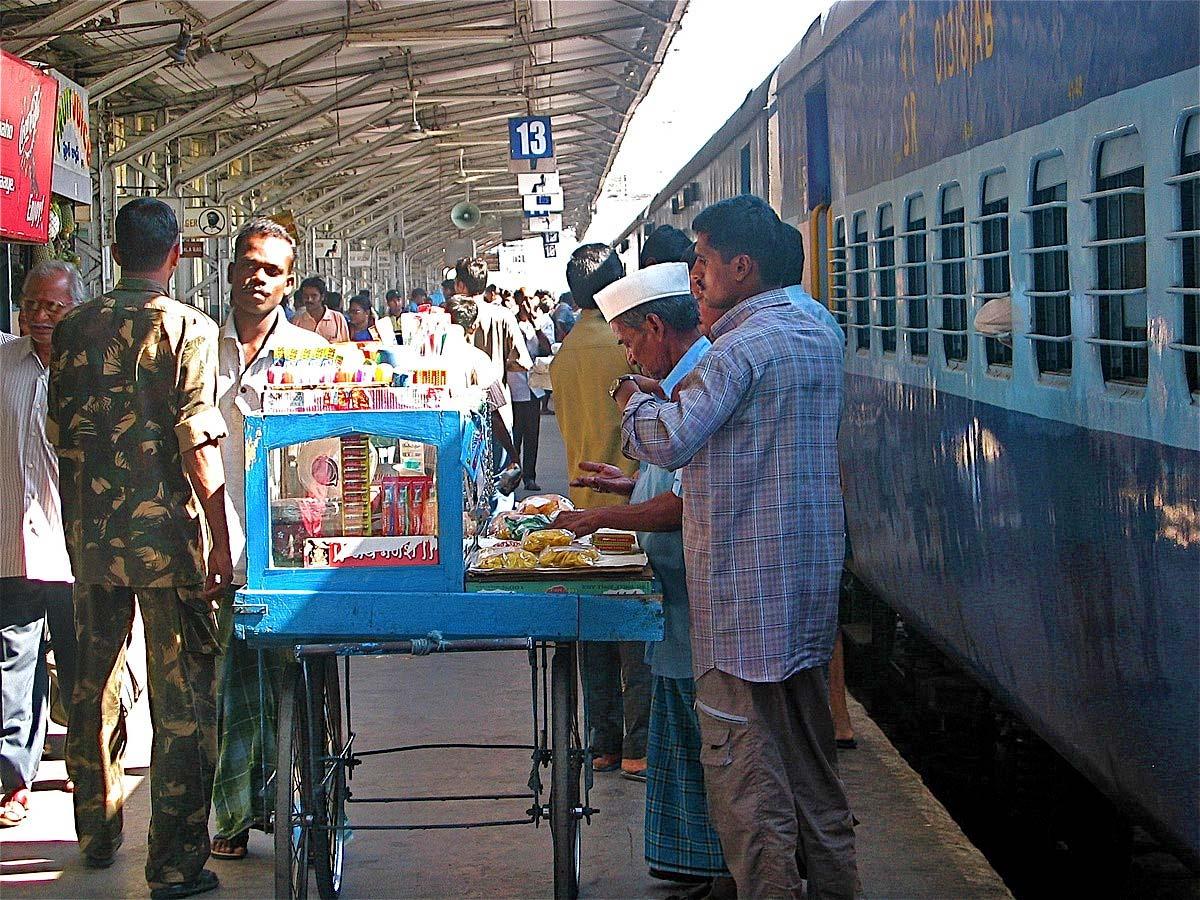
[{"x1": 805, "y1": 83, "x2": 832, "y2": 305}]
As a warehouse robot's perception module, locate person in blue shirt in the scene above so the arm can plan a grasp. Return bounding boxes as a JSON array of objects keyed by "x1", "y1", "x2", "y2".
[{"x1": 555, "y1": 261, "x2": 730, "y2": 893}]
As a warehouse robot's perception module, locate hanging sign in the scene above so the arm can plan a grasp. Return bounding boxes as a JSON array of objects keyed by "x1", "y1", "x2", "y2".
[
  {"x1": 181, "y1": 238, "x2": 205, "y2": 258},
  {"x1": 517, "y1": 172, "x2": 560, "y2": 195},
  {"x1": 315, "y1": 238, "x2": 341, "y2": 258},
  {"x1": 0, "y1": 51, "x2": 58, "y2": 243},
  {"x1": 182, "y1": 205, "x2": 229, "y2": 238},
  {"x1": 348, "y1": 249, "x2": 372, "y2": 267},
  {"x1": 50, "y1": 70, "x2": 90, "y2": 205},
  {"x1": 526, "y1": 213, "x2": 562, "y2": 233},
  {"x1": 523, "y1": 192, "x2": 563, "y2": 214},
  {"x1": 508, "y1": 116, "x2": 554, "y2": 160}
]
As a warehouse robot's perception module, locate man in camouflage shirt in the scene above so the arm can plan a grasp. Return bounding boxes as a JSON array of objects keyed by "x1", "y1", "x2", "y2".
[{"x1": 48, "y1": 198, "x2": 233, "y2": 900}]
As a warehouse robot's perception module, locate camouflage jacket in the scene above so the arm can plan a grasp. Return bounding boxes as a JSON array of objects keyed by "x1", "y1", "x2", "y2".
[{"x1": 47, "y1": 277, "x2": 227, "y2": 587}]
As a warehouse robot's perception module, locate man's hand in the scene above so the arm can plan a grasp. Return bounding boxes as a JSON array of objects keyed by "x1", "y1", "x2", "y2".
[
  {"x1": 570, "y1": 460, "x2": 635, "y2": 496},
  {"x1": 553, "y1": 509, "x2": 611, "y2": 539},
  {"x1": 613, "y1": 374, "x2": 665, "y2": 411},
  {"x1": 204, "y1": 545, "x2": 234, "y2": 603}
]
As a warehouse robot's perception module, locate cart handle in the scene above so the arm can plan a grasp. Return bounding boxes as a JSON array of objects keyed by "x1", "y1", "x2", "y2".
[{"x1": 294, "y1": 635, "x2": 533, "y2": 658}]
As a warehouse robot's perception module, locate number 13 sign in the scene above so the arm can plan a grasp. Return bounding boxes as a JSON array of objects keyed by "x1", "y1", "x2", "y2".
[{"x1": 509, "y1": 116, "x2": 554, "y2": 160}]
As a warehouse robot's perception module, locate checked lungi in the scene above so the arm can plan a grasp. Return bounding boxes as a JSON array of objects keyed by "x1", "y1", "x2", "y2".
[
  {"x1": 213, "y1": 604, "x2": 291, "y2": 838},
  {"x1": 645, "y1": 675, "x2": 728, "y2": 877}
]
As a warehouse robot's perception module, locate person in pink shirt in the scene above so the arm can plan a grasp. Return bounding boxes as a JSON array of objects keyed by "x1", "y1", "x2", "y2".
[{"x1": 291, "y1": 275, "x2": 348, "y2": 343}]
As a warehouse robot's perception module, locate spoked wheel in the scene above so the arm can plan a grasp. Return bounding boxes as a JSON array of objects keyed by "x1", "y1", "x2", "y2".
[
  {"x1": 275, "y1": 662, "x2": 312, "y2": 899},
  {"x1": 309, "y1": 656, "x2": 346, "y2": 900},
  {"x1": 550, "y1": 643, "x2": 582, "y2": 900}
]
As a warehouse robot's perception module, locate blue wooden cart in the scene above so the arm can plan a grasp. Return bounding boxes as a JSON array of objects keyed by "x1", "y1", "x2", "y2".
[{"x1": 233, "y1": 407, "x2": 662, "y2": 899}]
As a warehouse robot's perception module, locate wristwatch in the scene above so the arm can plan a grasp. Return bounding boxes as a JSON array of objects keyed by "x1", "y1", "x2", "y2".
[{"x1": 608, "y1": 373, "x2": 638, "y2": 400}]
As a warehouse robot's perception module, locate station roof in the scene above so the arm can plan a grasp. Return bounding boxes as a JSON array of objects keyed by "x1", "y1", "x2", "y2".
[{"x1": 1, "y1": 0, "x2": 685, "y2": 267}]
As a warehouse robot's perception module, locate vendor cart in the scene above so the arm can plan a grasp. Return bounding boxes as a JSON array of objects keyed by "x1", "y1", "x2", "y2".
[{"x1": 233, "y1": 405, "x2": 662, "y2": 900}]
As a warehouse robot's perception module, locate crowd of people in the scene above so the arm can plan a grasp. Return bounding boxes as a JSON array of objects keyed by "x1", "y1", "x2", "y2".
[{"x1": 0, "y1": 192, "x2": 859, "y2": 899}]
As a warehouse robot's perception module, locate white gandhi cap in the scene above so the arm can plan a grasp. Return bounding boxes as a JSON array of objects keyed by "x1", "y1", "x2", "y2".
[{"x1": 594, "y1": 262, "x2": 691, "y2": 323}]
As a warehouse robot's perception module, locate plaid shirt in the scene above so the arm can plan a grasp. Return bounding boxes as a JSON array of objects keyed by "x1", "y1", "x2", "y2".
[{"x1": 621, "y1": 288, "x2": 844, "y2": 683}]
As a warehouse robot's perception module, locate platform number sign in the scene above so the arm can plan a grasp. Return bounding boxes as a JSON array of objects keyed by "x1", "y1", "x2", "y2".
[{"x1": 509, "y1": 116, "x2": 554, "y2": 160}]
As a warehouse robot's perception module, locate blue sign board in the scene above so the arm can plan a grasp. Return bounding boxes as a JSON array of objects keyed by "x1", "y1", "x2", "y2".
[{"x1": 508, "y1": 116, "x2": 555, "y2": 160}]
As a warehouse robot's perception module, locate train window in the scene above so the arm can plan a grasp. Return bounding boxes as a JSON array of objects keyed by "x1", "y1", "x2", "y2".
[
  {"x1": 976, "y1": 172, "x2": 1012, "y2": 368},
  {"x1": 936, "y1": 183, "x2": 969, "y2": 366},
  {"x1": 830, "y1": 217, "x2": 849, "y2": 343},
  {"x1": 1025, "y1": 154, "x2": 1072, "y2": 376},
  {"x1": 739, "y1": 143, "x2": 752, "y2": 195},
  {"x1": 1174, "y1": 114, "x2": 1200, "y2": 397},
  {"x1": 902, "y1": 194, "x2": 929, "y2": 359},
  {"x1": 1088, "y1": 131, "x2": 1147, "y2": 387},
  {"x1": 850, "y1": 211, "x2": 871, "y2": 351},
  {"x1": 875, "y1": 204, "x2": 897, "y2": 354}
]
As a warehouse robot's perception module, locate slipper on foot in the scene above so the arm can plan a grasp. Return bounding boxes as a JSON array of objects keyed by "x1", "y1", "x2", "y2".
[
  {"x1": 836, "y1": 737, "x2": 858, "y2": 750},
  {"x1": 150, "y1": 869, "x2": 220, "y2": 900},
  {"x1": 592, "y1": 753, "x2": 621, "y2": 773},
  {"x1": 211, "y1": 831, "x2": 250, "y2": 860},
  {"x1": 83, "y1": 834, "x2": 124, "y2": 869}
]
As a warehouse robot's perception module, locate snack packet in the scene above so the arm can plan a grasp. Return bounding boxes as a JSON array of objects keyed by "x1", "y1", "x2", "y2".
[
  {"x1": 517, "y1": 494, "x2": 575, "y2": 517},
  {"x1": 522, "y1": 528, "x2": 576, "y2": 553},
  {"x1": 488, "y1": 511, "x2": 553, "y2": 541},
  {"x1": 476, "y1": 546, "x2": 539, "y2": 570},
  {"x1": 537, "y1": 544, "x2": 602, "y2": 569}
]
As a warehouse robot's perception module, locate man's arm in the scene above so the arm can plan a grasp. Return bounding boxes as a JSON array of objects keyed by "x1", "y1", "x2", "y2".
[
  {"x1": 617, "y1": 342, "x2": 751, "y2": 471},
  {"x1": 554, "y1": 491, "x2": 682, "y2": 538},
  {"x1": 504, "y1": 311, "x2": 533, "y2": 372},
  {"x1": 175, "y1": 327, "x2": 233, "y2": 598},
  {"x1": 183, "y1": 441, "x2": 233, "y2": 599}
]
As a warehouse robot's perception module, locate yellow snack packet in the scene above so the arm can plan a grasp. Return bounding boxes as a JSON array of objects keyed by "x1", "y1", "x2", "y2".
[
  {"x1": 476, "y1": 547, "x2": 539, "y2": 570},
  {"x1": 522, "y1": 528, "x2": 576, "y2": 553},
  {"x1": 537, "y1": 544, "x2": 601, "y2": 569}
]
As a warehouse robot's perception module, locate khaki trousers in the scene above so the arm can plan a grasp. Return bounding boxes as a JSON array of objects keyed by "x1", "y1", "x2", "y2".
[{"x1": 695, "y1": 666, "x2": 858, "y2": 899}]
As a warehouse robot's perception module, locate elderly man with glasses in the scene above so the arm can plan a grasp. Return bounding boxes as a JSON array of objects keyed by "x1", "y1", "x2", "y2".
[{"x1": 0, "y1": 261, "x2": 85, "y2": 828}]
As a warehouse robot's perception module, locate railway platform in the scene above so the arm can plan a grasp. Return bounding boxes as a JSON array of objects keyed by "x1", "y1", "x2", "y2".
[{"x1": 0, "y1": 422, "x2": 1009, "y2": 900}]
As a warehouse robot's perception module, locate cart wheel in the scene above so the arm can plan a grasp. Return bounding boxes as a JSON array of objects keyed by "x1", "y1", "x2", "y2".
[
  {"x1": 310, "y1": 656, "x2": 346, "y2": 900},
  {"x1": 276, "y1": 663, "x2": 312, "y2": 899},
  {"x1": 550, "y1": 644, "x2": 582, "y2": 900}
]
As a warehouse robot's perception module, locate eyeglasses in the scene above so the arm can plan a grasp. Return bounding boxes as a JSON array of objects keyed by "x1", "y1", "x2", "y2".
[{"x1": 20, "y1": 298, "x2": 71, "y2": 316}]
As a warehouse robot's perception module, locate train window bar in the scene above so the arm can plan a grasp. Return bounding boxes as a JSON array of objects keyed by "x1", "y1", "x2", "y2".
[
  {"x1": 1165, "y1": 286, "x2": 1200, "y2": 294},
  {"x1": 1082, "y1": 235, "x2": 1147, "y2": 248},
  {"x1": 929, "y1": 222, "x2": 969, "y2": 231},
  {"x1": 1020, "y1": 200, "x2": 1069, "y2": 214},
  {"x1": 931, "y1": 327, "x2": 970, "y2": 335},
  {"x1": 1084, "y1": 337, "x2": 1150, "y2": 348},
  {"x1": 973, "y1": 249, "x2": 1010, "y2": 261},
  {"x1": 969, "y1": 211, "x2": 1009, "y2": 224},
  {"x1": 1026, "y1": 289, "x2": 1072, "y2": 297},
  {"x1": 974, "y1": 291, "x2": 1010, "y2": 300},
  {"x1": 1021, "y1": 245, "x2": 1069, "y2": 256},
  {"x1": 1080, "y1": 185, "x2": 1145, "y2": 202},
  {"x1": 1164, "y1": 170, "x2": 1200, "y2": 185},
  {"x1": 1164, "y1": 229, "x2": 1200, "y2": 240},
  {"x1": 931, "y1": 256, "x2": 968, "y2": 265},
  {"x1": 1084, "y1": 287, "x2": 1146, "y2": 296},
  {"x1": 1025, "y1": 333, "x2": 1073, "y2": 343},
  {"x1": 1167, "y1": 341, "x2": 1200, "y2": 351},
  {"x1": 896, "y1": 228, "x2": 927, "y2": 238}
]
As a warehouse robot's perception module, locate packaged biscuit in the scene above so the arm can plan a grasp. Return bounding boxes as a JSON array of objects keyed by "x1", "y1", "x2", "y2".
[
  {"x1": 537, "y1": 544, "x2": 602, "y2": 569},
  {"x1": 517, "y1": 494, "x2": 574, "y2": 517},
  {"x1": 522, "y1": 528, "x2": 576, "y2": 553},
  {"x1": 476, "y1": 546, "x2": 539, "y2": 570}
]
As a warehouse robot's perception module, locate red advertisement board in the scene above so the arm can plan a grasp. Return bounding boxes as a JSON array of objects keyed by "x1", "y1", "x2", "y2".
[{"x1": 1, "y1": 51, "x2": 58, "y2": 243}]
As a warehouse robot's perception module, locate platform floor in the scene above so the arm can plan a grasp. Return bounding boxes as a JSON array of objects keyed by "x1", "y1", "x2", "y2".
[{"x1": 1, "y1": 413, "x2": 1010, "y2": 899}]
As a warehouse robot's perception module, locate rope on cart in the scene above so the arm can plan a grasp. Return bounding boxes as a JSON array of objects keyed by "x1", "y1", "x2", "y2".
[{"x1": 409, "y1": 630, "x2": 446, "y2": 656}]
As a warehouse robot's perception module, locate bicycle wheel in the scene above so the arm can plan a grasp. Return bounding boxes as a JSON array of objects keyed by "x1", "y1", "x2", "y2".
[
  {"x1": 550, "y1": 643, "x2": 581, "y2": 900},
  {"x1": 310, "y1": 656, "x2": 346, "y2": 900},
  {"x1": 275, "y1": 662, "x2": 312, "y2": 900}
]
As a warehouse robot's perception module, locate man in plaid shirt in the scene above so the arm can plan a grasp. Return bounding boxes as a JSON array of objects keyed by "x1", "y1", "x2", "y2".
[{"x1": 614, "y1": 195, "x2": 857, "y2": 898}]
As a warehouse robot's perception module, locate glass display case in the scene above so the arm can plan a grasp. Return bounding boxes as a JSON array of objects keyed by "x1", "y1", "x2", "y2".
[{"x1": 242, "y1": 405, "x2": 491, "y2": 595}]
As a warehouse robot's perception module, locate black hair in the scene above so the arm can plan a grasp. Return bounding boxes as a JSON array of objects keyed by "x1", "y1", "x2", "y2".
[
  {"x1": 559, "y1": 291, "x2": 573, "y2": 304},
  {"x1": 691, "y1": 195, "x2": 784, "y2": 287},
  {"x1": 565, "y1": 243, "x2": 624, "y2": 309},
  {"x1": 445, "y1": 294, "x2": 480, "y2": 332},
  {"x1": 639, "y1": 225, "x2": 692, "y2": 267},
  {"x1": 115, "y1": 197, "x2": 179, "y2": 272},
  {"x1": 298, "y1": 275, "x2": 326, "y2": 297},
  {"x1": 410, "y1": 287, "x2": 427, "y2": 299},
  {"x1": 348, "y1": 295, "x2": 373, "y2": 315},
  {"x1": 777, "y1": 221, "x2": 805, "y2": 289},
  {"x1": 325, "y1": 291, "x2": 343, "y2": 311},
  {"x1": 485, "y1": 283, "x2": 497, "y2": 293},
  {"x1": 233, "y1": 218, "x2": 296, "y2": 271},
  {"x1": 454, "y1": 257, "x2": 489, "y2": 295},
  {"x1": 614, "y1": 293, "x2": 700, "y2": 332}
]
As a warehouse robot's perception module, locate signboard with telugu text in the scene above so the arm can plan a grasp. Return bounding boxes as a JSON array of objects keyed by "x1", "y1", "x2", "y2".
[
  {"x1": 50, "y1": 70, "x2": 90, "y2": 204},
  {"x1": 0, "y1": 51, "x2": 58, "y2": 243}
]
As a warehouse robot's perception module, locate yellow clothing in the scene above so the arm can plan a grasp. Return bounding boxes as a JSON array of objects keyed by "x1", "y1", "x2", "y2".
[{"x1": 550, "y1": 309, "x2": 637, "y2": 508}]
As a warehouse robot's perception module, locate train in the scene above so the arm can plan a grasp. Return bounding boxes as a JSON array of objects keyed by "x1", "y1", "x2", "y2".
[{"x1": 614, "y1": 0, "x2": 1199, "y2": 870}]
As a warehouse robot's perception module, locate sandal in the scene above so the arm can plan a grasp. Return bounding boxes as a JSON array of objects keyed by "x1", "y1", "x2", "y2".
[
  {"x1": 211, "y1": 831, "x2": 249, "y2": 860},
  {"x1": 0, "y1": 788, "x2": 29, "y2": 827}
]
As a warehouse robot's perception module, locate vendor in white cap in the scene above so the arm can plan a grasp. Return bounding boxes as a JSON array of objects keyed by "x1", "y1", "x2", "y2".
[{"x1": 555, "y1": 263, "x2": 730, "y2": 892}]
